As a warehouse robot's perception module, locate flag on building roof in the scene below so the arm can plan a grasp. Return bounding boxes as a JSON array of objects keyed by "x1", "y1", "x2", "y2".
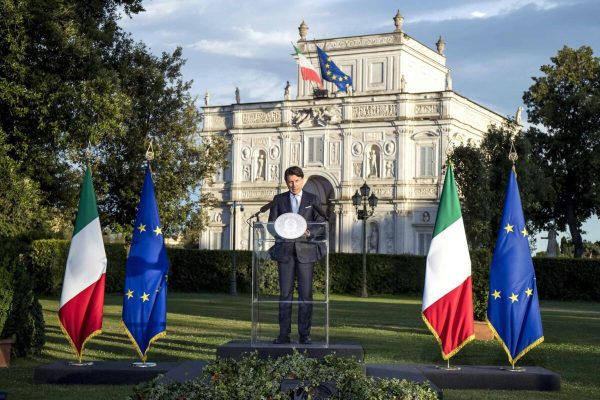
[
  {"x1": 487, "y1": 168, "x2": 544, "y2": 367},
  {"x1": 316, "y1": 46, "x2": 353, "y2": 93},
  {"x1": 293, "y1": 44, "x2": 322, "y2": 87},
  {"x1": 122, "y1": 167, "x2": 169, "y2": 362},
  {"x1": 59, "y1": 165, "x2": 107, "y2": 361},
  {"x1": 422, "y1": 163, "x2": 474, "y2": 359}
]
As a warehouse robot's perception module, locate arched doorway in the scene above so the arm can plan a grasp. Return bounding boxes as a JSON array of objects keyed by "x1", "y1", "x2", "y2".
[{"x1": 304, "y1": 175, "x2": 336, "y2": 252}]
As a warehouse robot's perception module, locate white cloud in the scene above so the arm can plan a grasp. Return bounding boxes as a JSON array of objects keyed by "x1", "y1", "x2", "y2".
[
  {"x1": 408, "y1": 0, "x2": 565, "y2": 23},
  {"x1": 189, "y1": 27, "x2": 295, "y2": 58}
]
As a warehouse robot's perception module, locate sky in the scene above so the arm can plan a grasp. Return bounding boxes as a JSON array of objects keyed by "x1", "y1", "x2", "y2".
[{"x1": 119, "y1": 0, "x2": 600, "y2": 250}]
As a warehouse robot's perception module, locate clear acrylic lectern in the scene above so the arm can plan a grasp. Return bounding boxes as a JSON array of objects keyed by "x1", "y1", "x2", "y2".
[{"x1": 251, "y1": 221, "x2": 329, "y2": 346}]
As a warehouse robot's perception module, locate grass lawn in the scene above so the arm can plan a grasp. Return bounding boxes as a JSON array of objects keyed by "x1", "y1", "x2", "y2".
[{"x1": 0, "y1": 292, "x2": 599, "y2": 399}]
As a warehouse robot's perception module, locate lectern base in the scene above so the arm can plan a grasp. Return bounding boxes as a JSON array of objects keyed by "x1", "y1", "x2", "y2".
[{"x1": 216, "y1": 339, "x2": 364, "y2": 361}]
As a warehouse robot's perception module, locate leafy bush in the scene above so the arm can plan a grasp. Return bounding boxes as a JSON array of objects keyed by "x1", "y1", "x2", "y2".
[
  {"x1": 0, "y1": 265, "x2": 13, "y2": 333},
  {"x1": 129, "y1": 351, "x2": 438, "y2": 400},
  {"x1": 470, "y1": 249, "x2": 492, "y2": 320}
]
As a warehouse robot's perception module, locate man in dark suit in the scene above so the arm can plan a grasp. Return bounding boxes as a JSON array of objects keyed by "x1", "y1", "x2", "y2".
[{"x1": 269, "y1": 166, "x2": 326, "y2": 345}]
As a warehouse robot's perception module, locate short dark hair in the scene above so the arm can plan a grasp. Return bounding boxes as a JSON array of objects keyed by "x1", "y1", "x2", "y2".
[{"x1": 284, "y1": 166, "x2": 304, "y2": 180}]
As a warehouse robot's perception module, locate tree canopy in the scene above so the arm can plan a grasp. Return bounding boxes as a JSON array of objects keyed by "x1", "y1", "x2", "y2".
[
  {"x1": 0, "y1": 0, "x2": 228, "y2": 241},
  {"x1": 448, "y1": 121, "x2": 550, "y2": 250},
  {"x1": 523, "y1": 45, "x2": 600, "y2": 258}
]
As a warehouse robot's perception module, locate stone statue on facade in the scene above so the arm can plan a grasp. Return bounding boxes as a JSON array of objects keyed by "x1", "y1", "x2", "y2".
[
  {"x1": 242, "y1": 165, "x2": 250, "y2": 181},
  {"x1": 385, "y1": 161, "x2": 394, "y2": 177},
  {"x1": 235, "y1": 87, "x2": 240, "y2": 104},
  {"x1": 368, "y1": 149, "x2": 378, "y2": 178},
  {"x1": 436, "y1": 36, "x2": 445, "y2": 56},
  {"x1": 515, "y1": 106, "x2": 523, "y2": 125},
  {"x1": 284, "y1": 81, "x2": 291, "y2": 100},
  {"x1": 445, "y1": 70, "x2": 453, "y2": 91},
  {"x1": 204, "y1": 91, "x2": 210, "y2": 106},
  {"x1": 346, "y1": 84, "x2": 353, "y2": 96},
  {"x1": 255, "y1": 153, "x2": 265, "y2": 180},
  {"x1": 400, "y1": 75, "x2": 406, "y2": 92}
]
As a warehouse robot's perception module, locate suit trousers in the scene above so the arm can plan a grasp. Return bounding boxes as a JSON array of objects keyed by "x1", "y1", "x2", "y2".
[{"x1": 277, "y1": 246, "x2": 313, "y2": 340}]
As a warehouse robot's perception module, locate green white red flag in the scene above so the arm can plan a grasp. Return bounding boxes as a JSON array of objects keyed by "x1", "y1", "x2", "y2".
[
  {"x1": 293, "y1": 45, "x2": 322, "y2": 87},
  {"x1": 59, "y1": 165, "x2": 107, "y2": 361},
  {"x1": 422, "y1": 163, "x2": 474, "y2": 359}
]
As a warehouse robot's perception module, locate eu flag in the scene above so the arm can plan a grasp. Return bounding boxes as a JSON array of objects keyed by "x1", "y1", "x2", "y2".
[
  {"x1": 122, "y1": 167, "x2": 169, "y2": 362},
  {"x1": 487, "y1": 168, "x2": 544, "y2": 367},
  {"x1": 316, "y1": 46, "x2": 353, "y2": 93}
]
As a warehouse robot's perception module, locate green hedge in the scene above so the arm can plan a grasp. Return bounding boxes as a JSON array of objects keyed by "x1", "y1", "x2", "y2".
[
  {"x1": 0, "y1": 236, "x2": 45, "y2": 356},
  {"x1": 28, "y1": 240, "x2": 600, "y2": 309}
]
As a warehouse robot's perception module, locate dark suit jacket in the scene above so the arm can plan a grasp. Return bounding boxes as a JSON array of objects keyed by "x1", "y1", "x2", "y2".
[{"x1": 268, "y1": 190, "x2": 327, "y2": 263}]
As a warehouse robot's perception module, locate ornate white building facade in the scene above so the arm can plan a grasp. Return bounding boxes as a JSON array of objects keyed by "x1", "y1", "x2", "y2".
[{"x1": 200, "y1": 11, "x2": 506, "y2": 255}]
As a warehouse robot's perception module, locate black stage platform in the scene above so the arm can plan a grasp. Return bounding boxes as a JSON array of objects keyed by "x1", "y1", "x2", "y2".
[
  {"x1": 367, "y1": 364, "x2": 561, "y2": 391},
  {"x1": 33, "y1": 355, "x2": 560, "y2": 392},
  {"x1": 33, "y1": 360, "x2": 182, "y2": 385},
  {"x1": 215, "y1": 340, "x2": 365, "y2": 361}
]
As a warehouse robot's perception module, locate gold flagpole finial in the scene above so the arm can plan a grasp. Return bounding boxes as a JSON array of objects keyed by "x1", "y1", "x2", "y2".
[
  {"x1": 84, "y1": 141, "x2": 93, "y2": 163},
  {"x1": 145, "y1": 140, "x2": 155, "y2": 162},
  {"x1": 508, "y1": 139, "x2": 518, "y2": 166}
]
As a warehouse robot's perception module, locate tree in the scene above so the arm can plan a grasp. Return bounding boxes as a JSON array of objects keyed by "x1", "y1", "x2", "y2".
[
  {"x1": 523, "y1": 46, "x2": 600, "y2": 258},
  {"x1": 449, "y1": 121, "x2": 550, "y2": 249},
  {"x1": 0, "y1": 0, "x2": 228, "y2": 240}
]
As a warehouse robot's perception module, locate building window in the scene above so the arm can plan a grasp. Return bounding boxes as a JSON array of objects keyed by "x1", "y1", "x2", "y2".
[
  {"x1": 417, "y1": 232, "x2": 432, "y2": 255},
  {"x1": 419, "y1": 145, "x2": 435, "y2": 176},
  {"x1": 308, "y1": 136, "x2": 324, "y2": 164},
  {"x1": 211, "y1": 230, "x2": 222, "y2": 249}
]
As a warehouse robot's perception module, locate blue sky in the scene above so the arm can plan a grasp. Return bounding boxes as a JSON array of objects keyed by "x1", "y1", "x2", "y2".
[{"x1": 120, "y1": 0, "x2": 600, "y2": 249}]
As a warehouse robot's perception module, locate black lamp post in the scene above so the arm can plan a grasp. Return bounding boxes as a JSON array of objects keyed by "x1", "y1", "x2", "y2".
[
  {"x1": 352, "y1": 182, "x2": 378, "y2": 298},
  {"x1": 230, "y1": 201, "x2": 244, "y2": 295}
]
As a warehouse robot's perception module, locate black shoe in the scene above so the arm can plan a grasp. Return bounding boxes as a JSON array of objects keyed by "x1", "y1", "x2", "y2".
[
  {"x1": 273, "y1": 337, "x2": 290, "y2": 344},
  {"x1": 299, "y1": 336, "x2": 312, "y2": 345}
]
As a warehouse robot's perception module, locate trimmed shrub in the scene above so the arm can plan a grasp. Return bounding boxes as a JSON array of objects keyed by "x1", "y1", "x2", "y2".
[{"x1": 130, "y1": 351, "x2": 438, "y2": 400}]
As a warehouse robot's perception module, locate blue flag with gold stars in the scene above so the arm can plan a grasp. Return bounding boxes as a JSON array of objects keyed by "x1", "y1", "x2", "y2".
[
  {"x1": 122, "y1": 167, "x2": 169, "y2": 362},
  {"x1": 316, "y1": 46, "x2": 352, "y2": 93},
  {"x1": 487, "y1": 168, "x2": 543, "y2": 366}
]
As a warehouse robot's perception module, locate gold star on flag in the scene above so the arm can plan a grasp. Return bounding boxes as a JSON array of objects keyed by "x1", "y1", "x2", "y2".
[
  {"x1": 492, "y1": 290, "x2": 501, "y2": 299},
  {"x1": 327, "y1": 57, "x2": 331, "y2": 61},
  {"x1": 509, "y1": 292, "x2": 519, "y2": 303},
  {"x1": 325, "y1": 63, "x2": 330, "y2": 68},
  {"x1": 126, "y1": 289, "x2": 134, "y2": 299},
  {"x1": 525, "y1": 288, "x2": 533, "y2": 296},
  {"x1": 138, "y1": 224, "x2": 146, "y2": 233},
  {"x1": 338, "y1": 77, "x2": 343, "y2": 81},
  {"x1": 141, "y1": 292, "x2": 150, "y2": 302},
  {"x1": 332, "y1": 74, "x2": 337, "y2": 80},
  {"x1": 521, "y1": 227, "x2": 528, "y2": 237},
  {"x1": 154, "y1": 226, "x2": 162, "y2": 236},
  {"x1": 504, "y1": 223, "x2": 514, "y2": 233},
  {"x1": 344, "y1": 76, "x2": 348, "y2": 80},
  {"x1": 326, "y1": 70, "x2": 332, "y2": 76}
]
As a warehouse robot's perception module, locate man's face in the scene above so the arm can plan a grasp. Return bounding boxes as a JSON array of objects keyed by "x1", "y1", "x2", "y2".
[{"x1": 286, "y1": 174, "x2": 304, "y2": 195}]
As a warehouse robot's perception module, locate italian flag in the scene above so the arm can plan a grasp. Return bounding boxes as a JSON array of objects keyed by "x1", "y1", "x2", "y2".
[
  {"x1": 422, "y1": 163, "x2": 474, "y2": 359},
  {"x1": 293, "y1": 45, "x2": 322, "y2": 87},
  {"x1": 59, "y1": 165, "x2": 107, "y2": 361}
]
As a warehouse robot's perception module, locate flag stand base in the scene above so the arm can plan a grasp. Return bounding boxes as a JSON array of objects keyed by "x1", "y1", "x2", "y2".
[
  {"x1": 132, "y1": 361, "x2": 157, "y2": 368},
  {"x1": 68, "y1": 361, "x2": 93, "y2": 367},
  {"x1": 501, "y1": 366, "x2": 526, "y2": 372},
  {"x1": 436, "y1": 359, "x2": 461, "y2": 371},
  {"x1": 436, "y1": 365, "x2": 461, "y2": 371}
]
